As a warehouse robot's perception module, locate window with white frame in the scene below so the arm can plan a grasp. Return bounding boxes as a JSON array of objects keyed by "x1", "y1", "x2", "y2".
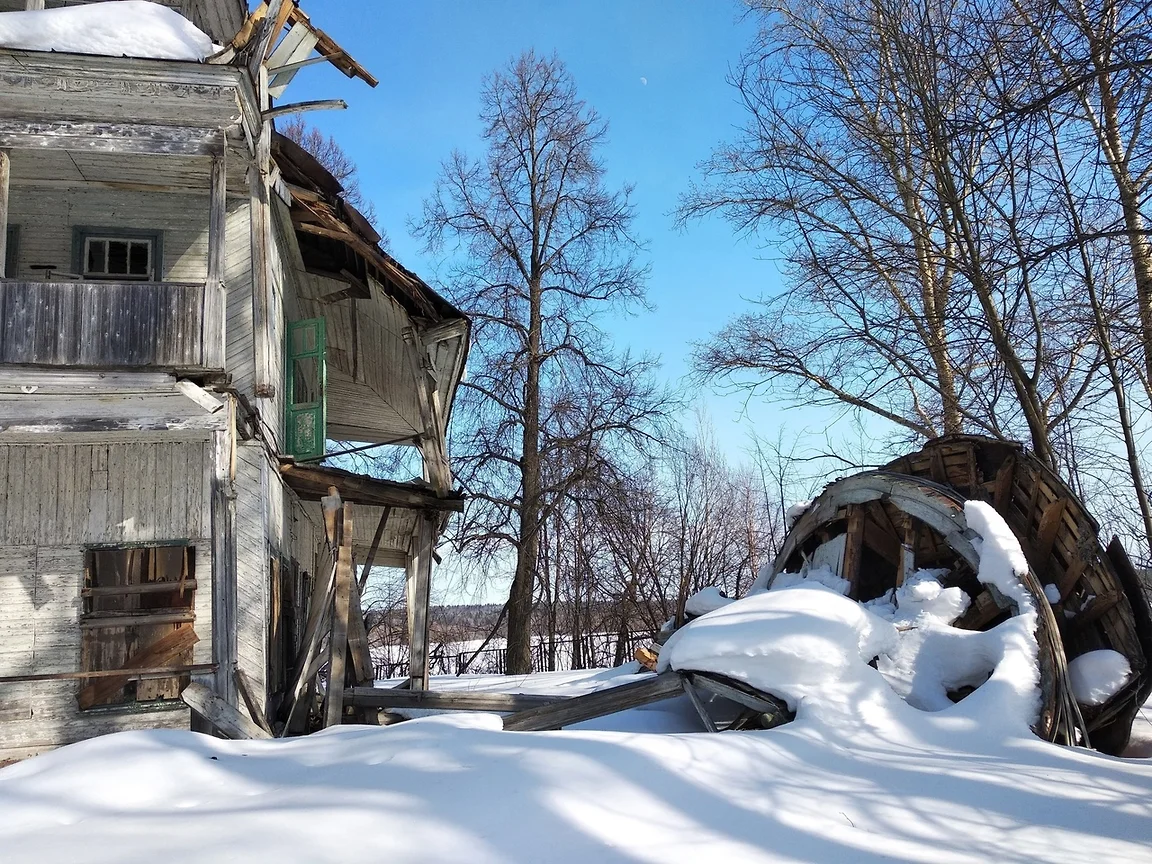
[{"x1": 82, "y1": 235, "x2": 155, "y2": 280}]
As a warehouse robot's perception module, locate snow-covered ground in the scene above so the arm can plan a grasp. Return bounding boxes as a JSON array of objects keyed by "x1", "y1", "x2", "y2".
[
  {"x1": 1, "y1": 502, "x2": 1149, "y2": 862},
  {"x1": 0, "y1": 1, "x2": 218, "y2": 61}
]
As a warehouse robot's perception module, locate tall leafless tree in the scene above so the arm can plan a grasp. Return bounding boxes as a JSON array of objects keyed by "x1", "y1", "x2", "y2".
[{"x1": 414, "y1": 52, "x2": 665, "y2": 673}]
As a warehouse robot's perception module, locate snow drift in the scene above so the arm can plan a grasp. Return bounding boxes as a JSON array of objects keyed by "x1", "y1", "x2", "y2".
[{"x1": 0, "y1": 1, "x2": 218, "y2": 62}]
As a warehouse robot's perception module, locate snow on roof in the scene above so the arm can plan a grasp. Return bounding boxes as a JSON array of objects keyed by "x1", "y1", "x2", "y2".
[{"x1": 0, "y1": 1, "x2": 218, "y2": 62}]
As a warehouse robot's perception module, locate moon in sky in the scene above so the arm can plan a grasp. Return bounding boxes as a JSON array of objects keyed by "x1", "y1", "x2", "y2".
[{"x1": 640, "y1": 77, "x2": 648, "y2": 85}]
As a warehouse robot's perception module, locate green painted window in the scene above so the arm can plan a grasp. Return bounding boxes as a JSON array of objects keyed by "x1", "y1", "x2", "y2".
[{"x1": 286, "y1": 318, "x2": 327, "y2": 460}]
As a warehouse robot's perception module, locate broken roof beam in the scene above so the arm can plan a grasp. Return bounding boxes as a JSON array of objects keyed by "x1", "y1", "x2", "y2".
[{"x1": 345, "y1": 689, "x2": 564, "y2": 713}]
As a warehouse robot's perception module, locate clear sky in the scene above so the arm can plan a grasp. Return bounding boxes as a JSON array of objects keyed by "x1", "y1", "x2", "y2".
[{"x1": 279, "y1": 0, "x2": 848, "y2": 456}]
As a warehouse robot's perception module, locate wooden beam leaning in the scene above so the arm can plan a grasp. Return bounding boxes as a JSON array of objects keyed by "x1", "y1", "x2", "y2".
[
  {"x1": 345, "y1": 688, "x2": 563, "y2": 713},
  {"x1": 358, "y1": 506, "x2": 391, "y2": 594},
  {"x1": 324, "y1": 504, "x2": 354, "y2": 728},
  {"x1": 502, "y1": 672, "x2": 684, "y2": 732},
  {"x1": 406, "y1": 513, "x2": 434, "y2": 691},
  {"x1": 234, "y1": 666, "x2": 274, "y2": 736},
  {"x1": 0, "y1": 148, "x2": 8, "y2": 279},
  {"x1": 182, "y1": 682, "x2": 272, "y2": 740},
  {"x1": 0, "y1": 120, "x2": 225, "y2": 157}
]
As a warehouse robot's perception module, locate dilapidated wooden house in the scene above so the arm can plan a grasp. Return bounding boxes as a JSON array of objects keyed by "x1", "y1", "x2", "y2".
[{"x1": 0, "y1": 0, "x2": 468, "y2": 761}]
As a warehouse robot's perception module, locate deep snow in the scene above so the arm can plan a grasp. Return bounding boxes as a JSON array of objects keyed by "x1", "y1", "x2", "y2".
[
  {"x1": 1, "y1": 501, "x2": 1150, "y2": 862},
  {"x1": 0, "y1": 1, "x2": 217, "y2": 61}
]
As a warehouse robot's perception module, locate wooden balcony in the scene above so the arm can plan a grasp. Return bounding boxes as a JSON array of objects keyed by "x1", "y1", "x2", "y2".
[{"x1": 0, "y1": 279, "x2": 224, "y2": 372}]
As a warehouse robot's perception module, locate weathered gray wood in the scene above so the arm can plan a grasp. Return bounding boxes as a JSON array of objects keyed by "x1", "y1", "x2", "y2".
[
  {"x1": 685, "y1": 672, "x2": 792, "y2": 726},
  {"x1": 0, "y1": 664, "x2": 213, "y2": 684},
  {"x1": 345, "y1": 688, "x2": 564, "y2": 713},
  {"x1": 406, "y1": 513, "x2": 433, "y2": 690},
  {"x1": 0, "y1": 149, "x2": 8, "y2": 279},
  {"x1": 280, "y1": 462, "x2": 464, "y2": 512},
  {"x1": 323, "y1": 506, "x2": 353, "y2": 728},
  {"x1": 0, "y1": 280, "x2": 221, "y2": 371},
  {"x1": 182, "y1": 682, "x2": 272, "y2": 740},
  {"x1": 0, "y1": 120, "x2": 225, "y2": 157},
  {"x1": 358, "y1": 505, "x2": 391, "y2": 593},
  {"x1": 261, "y1": 99, "x2": 347, "y2": 121},
  {"x1": 682, "y1": 677, "x2": 718, "y2": 732},
  {"x1": 234, "y1": 666, "x2": 274, "y2": 735},
  {"x1": 502, "y1": 672, "x2": 684, "y2": 732}
]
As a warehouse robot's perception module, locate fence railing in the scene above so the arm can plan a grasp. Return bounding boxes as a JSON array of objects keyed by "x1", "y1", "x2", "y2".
[{"x1": 372, "y1": 631, "x2": 650, "y2": 681}]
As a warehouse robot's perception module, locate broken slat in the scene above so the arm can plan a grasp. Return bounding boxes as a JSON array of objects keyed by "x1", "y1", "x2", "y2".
[
  {"x1": 234, "y1": 666, "x2": 275, "y2": 736},
  {"x1": 182, "y1": 682, "x2": 272, "y2": 740},
  {"x1": 841, "y1": 505, "x2": 866, "y2": 598},
  {"x1": 502, "y1": 672, "x2": 684, "y2": 732},
  {"x1": 686, "y1": 672, "x2": 793, "y2": 727},
  {"x1": 345, "y1": 688, "x2": 563, "y2": 713},
  {"x1": 1066, "y1": 591, "x2": 1123, "y2": 635},
  {"x1": 77, "y1": 624, "x2": 199, "y2": 710},
  {"x1": 1034, "y1": 499, "x2": 1069, "y2": 566}
]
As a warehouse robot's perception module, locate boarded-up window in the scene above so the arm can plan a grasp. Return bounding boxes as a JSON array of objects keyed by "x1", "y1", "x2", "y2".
[{"x1": 78, "y1": 545, "x2": 196, "y2": 710}]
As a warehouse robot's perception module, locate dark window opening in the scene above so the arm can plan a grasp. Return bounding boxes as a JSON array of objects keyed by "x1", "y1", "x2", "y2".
[{"x1": 79, "y1": 544, "x2": 196, "y2": 709}]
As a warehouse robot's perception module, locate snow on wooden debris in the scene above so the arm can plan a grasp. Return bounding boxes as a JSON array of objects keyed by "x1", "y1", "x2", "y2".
[{"x1": 0, "y1": 1, "x2": 218, "y2": 62}]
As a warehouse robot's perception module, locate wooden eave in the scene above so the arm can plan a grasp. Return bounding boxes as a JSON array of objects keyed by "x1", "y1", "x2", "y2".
[
  {"x1": 278, "y1": 459, "x2": 464, "y2": 512},
  {"x1": 272, "y1": 132, "x2": 468, "y2": 327}
]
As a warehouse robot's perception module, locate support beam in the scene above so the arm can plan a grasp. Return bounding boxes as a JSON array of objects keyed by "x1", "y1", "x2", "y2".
[
  {"x1": 0, "y1": 120, "x2": 225, "y2": 157},
  {"x1": 323, "y1": 504, "x2": 354, "y2": 728},
  {"x1": 182, "y1": 683, "x2": 272, "y2": 740},
  {"x1": 345, "y1": 688, "x2": 563, "y2": 713},
  {"x1": 406, "y1": 514, "x2": 434, "y2": 690},
  {"x1": 502, "y1": 672, "x2": 684, "y2": 732},
  {"x1": 0, "y1": 149, "x2": 8, "y2": 279}
]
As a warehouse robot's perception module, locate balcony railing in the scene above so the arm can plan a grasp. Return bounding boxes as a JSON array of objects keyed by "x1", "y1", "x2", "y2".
[{"x1": 0, "y1": 280, "x2": 224, "y2": 371}]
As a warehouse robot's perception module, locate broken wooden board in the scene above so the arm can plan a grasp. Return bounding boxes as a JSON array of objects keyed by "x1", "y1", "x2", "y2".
[
  {"x1": 502, "y1": 672, "x2": 684, "y2": 732},
  {"x1": 77, "y1": 624, "x2": 199, "y2": 710},
  {"x1": 181, "y1": 682, "x2": 272, "y2": 741},
  {"x1": 345, "y1": 688, "x2": 564, "y2": 714}
]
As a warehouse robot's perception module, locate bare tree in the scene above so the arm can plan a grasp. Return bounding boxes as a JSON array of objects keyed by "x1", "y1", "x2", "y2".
[
  {"x1": 279, "y1": 114, "x2": 386, "y2": 245},
  {"x1": 414, "y1": 52, "x2": 665, "y2": 673}
]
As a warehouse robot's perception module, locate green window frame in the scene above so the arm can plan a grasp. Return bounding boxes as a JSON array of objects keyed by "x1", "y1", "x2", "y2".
[{"x1": 286, "y1": 318, "x2": 327, "y2": 460}]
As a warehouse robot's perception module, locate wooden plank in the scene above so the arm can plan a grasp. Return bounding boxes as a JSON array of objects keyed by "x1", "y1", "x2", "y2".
[
  {"x1": 357, "y1": 505, "x2": 391, "y2": 593},
  {"x1": 993, "y1": 456, "x2": 1016, "y2": 512},
  {"x1": 281, "y1": 462, "x2": 464, "y2": 512},
  {"x1": 79, "y1": 611, "x2": 195, "y2": 629},
  {"x1": 406, "y1": 513, "x2": 433, "y2": 690},
  {"x1": 346, "y1": 566, "x2": 374, "y2": 686},
  {"x1": 0, "y1": 148, "x2": 8, "y2": 279},
  {"x1": 1034, "y1": 499, "x2": 1068, "y2": 566},
  {"x1": 502, "y1": 672, "x2": 684, "y2": 732},
  {"x1": 76, "y1": 624, "x2": 198, "y2": 710},
  {"x1": 1066, "y1": 591, "x2": 1124, "y2": 635},
  {"x1": 82, "y1": 580, "x2": 197, "y2": 597},
  {"x1": 841, "y1": 504, "x2": 865, "y2": 598},
  {"x1": 234, "y1": 666, "x2": 274, "y2": 735},
  {"x1": 323, "y1": 505, "x2": 353, "y2": 728},
  {"x1": 0, "y1": 119, "x2": 225, "y2": 157},
  {"x1": 281, "y1": 558, "x2": 335, "y2": 734},
  {"x1": 954, "y1": 590, "x2": 1005, "y2": 630},
  {"x1": 181, "y1": 682, "x2": 272, "y2": 740},
  {"x1": 345, "y1": 688, "x2": 564, "y2": 713}
]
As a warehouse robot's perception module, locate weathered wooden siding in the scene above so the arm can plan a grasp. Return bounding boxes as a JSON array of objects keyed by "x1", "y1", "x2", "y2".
[
  {"x1": 7, "y1": 186, "x2": 209, "y2": 282},
  {"x1": 297, "y1": 273, "x2": 423, "y2": 443},
  {"x1": 0, "y1": 437, "x2": 213, "y2": 762},
  {"x1": 0, "y1": 280, "x2": 218, "y2": 370},
  {"x1": 234, "y1": 442, "x2": 267, "y2": 711},
  {"x1": 225, "y1": 199, "x2": 255, "y2": 395}
]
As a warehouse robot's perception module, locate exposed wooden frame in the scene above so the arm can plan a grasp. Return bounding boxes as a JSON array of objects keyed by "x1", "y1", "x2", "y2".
[
  {"x1": 502, "y1": 672, "x2": 684, "y2": 732},
  {"x1": 182, "y1": 682, "x2": 272, "y2": 740},
  {"x1": 0, "y1": 148, "x2": 8, "y2": 279},
  {"x1": 323, "y1": 504, "x2": 354, "y2": 728},
  {"x1": 406, "y1": 514, "x2": 434, "y2": 690}
]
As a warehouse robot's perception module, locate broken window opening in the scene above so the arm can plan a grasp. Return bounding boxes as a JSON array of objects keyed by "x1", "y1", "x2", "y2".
[
  {"x1": 72, "y1": 227, "x2": 163, "y2": 282},
  {"x1": 78, "y1": 544, "x2": 196, "y2": 710}
]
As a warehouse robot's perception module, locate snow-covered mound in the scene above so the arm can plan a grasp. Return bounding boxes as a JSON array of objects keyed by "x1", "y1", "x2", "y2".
[
  {"x1": 1069, "y1": 649, "x2": 1133, "y2": 706},
  {"x1": 0, "y1": 1, "x2": 217, "y2": 61}
]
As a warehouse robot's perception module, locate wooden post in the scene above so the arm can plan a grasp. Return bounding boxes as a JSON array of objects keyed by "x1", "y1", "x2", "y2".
[
  {"x1": 323, "y1": 504, "x2": 353, "y2": 728},
  {"x1": 207, "y1": 148, "x2": 226, "y2": 285},
  {"x1": 0, "y1": 149, "x2": 9, "y2": 279},
  {"x1": 406, "y1": 513, "x2": 433, "y2": 690},
  {"x1": 841, "y1": 505, "x2": 865, "y2": 598}
]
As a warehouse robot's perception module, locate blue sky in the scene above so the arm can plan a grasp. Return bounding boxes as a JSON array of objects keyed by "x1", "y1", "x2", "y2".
[{"x1": 281, "y1": 0, "x2": 852, "y2": 458}]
